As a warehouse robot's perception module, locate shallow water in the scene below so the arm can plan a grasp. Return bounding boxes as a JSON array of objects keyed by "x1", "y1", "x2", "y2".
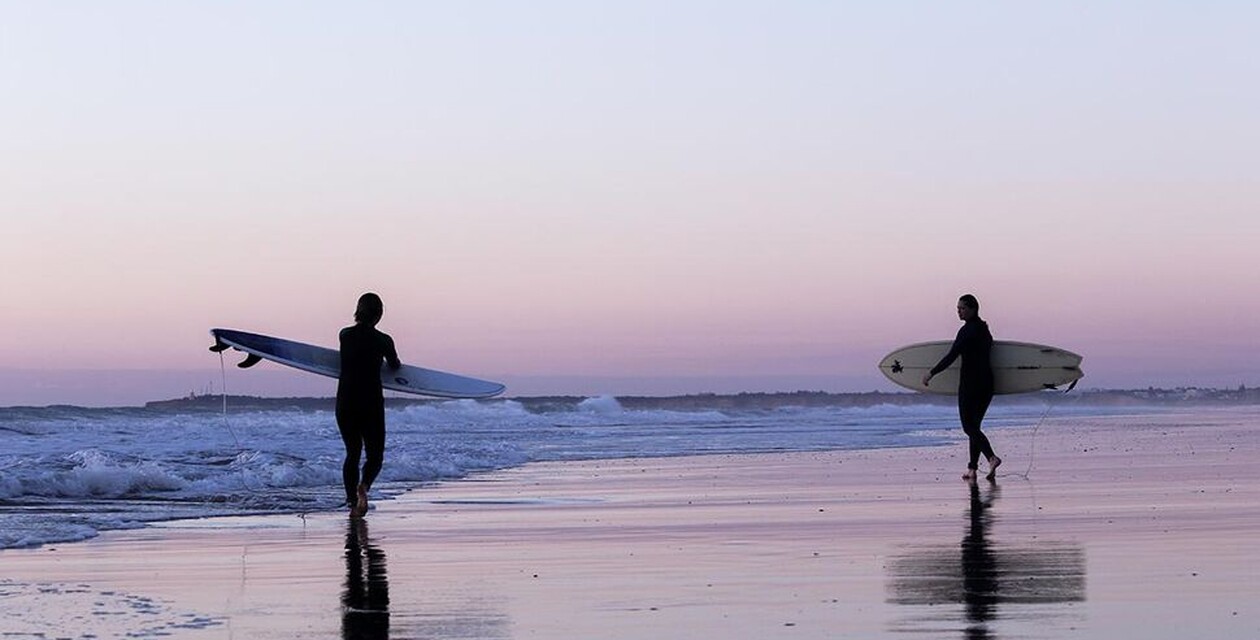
[{"x1": 0, "y1": 395, "x2": 1176, "y2": 548}]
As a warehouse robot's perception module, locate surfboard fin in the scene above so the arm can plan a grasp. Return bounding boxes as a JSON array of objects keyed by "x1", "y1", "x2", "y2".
[
  {"x1": 209, "y1": 340, "x2": 230, "y2": 353},
  {"x1": 237, "y1": 353, "x2": 263, "y2": 369}
]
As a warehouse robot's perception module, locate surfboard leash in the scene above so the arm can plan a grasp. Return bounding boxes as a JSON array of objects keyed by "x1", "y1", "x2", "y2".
[
  {"x1": 217, "y1": 352, "x2": 313, "y2": 523},
  {"x1": 1007, "y1": 386, "x2": 1074, "y2": 480},
  {"x1": 218, "y1": 351, "x2": 259, "y2": 494}
]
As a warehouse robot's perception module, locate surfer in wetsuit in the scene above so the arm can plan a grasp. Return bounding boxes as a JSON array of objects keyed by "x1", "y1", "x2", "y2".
[
  {"x1": 921, "y1": 294, "x2": 1002, "y2": 481},
  {"x1": 337, "y1": 293, "x2": 401, "y2": 517}
]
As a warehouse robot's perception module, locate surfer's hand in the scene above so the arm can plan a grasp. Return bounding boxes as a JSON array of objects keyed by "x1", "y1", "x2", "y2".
[{"x1": 921, "y1": 373, "x2": 932, "y2": 387}]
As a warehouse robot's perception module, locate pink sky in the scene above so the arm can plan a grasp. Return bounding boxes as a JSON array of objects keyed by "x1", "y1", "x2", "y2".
[{"x1": 2, "y1": 3, "x2": 1257, "y2": 406}]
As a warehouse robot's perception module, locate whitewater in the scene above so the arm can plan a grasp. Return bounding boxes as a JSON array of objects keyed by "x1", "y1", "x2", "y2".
[{"x1": 0, "y1": 394, "x2": 1133, "y2": 549}]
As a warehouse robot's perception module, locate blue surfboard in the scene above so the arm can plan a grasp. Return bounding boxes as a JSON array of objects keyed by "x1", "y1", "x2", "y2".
[{"x1": 210, "y1": 328, "x2": 505, "y2": 399}]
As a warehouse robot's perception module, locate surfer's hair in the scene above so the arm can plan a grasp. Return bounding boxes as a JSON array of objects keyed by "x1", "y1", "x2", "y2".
[
  {"x1": 958, "y1": 294, "x2": 980, "y2": 313},
  {"x1": 355, "y1": 293, "x2": 385, "y2": 324}
]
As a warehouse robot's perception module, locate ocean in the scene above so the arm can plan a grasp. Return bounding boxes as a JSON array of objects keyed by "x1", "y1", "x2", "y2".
[{"x1": 0, "y1": 393, "x2": 1179, "y2": 549}]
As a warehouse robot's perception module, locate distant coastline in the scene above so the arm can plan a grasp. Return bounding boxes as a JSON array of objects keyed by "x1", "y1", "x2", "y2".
[{"x1": 140, "y1": 386, "x2": 1260, "y2": 413}]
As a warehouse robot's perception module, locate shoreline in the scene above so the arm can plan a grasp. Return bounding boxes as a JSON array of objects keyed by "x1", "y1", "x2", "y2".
[
  {"x1": 3, "y1": 384, "x2": 1258, "y2": 412},
  {"x1": 4, "y1": 403, "x2": 1259, "y2": 550},
  {"x1": 3, "y1": 409, "x2": 1259, "y2": 638},
  {"x1": 146, "y1": 385, "x2": 1260, "y2": 412}
]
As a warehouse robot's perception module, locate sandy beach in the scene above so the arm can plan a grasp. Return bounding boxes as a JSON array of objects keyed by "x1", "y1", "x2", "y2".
[{"x1": 3, "y1": 408, "x2": 1259, "y2": 639}]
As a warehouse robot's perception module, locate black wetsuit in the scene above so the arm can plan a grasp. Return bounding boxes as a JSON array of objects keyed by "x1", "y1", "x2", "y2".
[
  {"x1": 930, "y1": 316, "x2": 996, "y2": 470},
  {"x1": 336, "y1": 324, "x2": 401, "y2": 505}
]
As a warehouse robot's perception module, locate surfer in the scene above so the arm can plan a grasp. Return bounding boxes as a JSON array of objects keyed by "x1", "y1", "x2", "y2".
[
  {"x1": 337, "y1": 293, "x2": 402, "y2": 517},
  {"x1": 921, "y1": 294, "x2": 1002, "y2": 481}
]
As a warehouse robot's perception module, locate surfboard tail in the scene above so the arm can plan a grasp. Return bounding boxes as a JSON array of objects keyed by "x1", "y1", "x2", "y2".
[{"x1": 210, "y1": 331, "x2": 266, "y2": 368}]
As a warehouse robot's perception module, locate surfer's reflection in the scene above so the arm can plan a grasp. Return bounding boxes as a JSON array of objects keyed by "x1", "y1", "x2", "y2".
[
  {"x1": 961, "y1": 479, "x2": 999, "y2": 636},
  {"x1": 343, "y1": 518, "x2": 390, "y2": 640},
  {"x1": 887, "y1": 480, "x2": 1085, "y2": 639}
]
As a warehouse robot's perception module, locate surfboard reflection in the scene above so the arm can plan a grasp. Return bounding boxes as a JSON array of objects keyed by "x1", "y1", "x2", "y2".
[
  {"x1": 887, "y1": 481, "x2": 1085, "y2": 638},
  {"x1": 343, "y1": 518, "x2": 390, "y2": 640}
]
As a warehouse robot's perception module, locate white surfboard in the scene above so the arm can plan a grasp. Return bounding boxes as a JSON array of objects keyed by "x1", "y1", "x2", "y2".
[
  {"x1": 210, "y1": 328, "x2": 506, "y2": 399},
  {"x1": 878, "y1": 341, "x2": 1083, "y2": 396}
]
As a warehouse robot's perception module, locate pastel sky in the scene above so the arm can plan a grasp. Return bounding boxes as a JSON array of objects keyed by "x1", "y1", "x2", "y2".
[{"x1": 2, "y1": 2, "x2": 1257, "y2": 406}]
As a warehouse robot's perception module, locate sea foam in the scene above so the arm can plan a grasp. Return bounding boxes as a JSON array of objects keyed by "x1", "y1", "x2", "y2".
[{"x1": 0, "y1": 395, "x2": 1077, "y2": 548}]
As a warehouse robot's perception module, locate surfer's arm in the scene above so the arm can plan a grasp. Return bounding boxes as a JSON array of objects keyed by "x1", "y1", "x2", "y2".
[
  {"x1": 929, "y1": 348, "x2": 960, "y2": 377},
  {"x1": 927, "y1": 327, "x2": 968, "y2": 381},
  {"x1": 383, "y1": 335, "x2": 402, "y2": 371}
]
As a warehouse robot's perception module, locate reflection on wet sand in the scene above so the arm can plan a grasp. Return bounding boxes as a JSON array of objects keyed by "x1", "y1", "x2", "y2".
[
  {"x1": 343, "y1": 518, "x2": 390, "y2": 640},
  {"x1": 887, "y1": 480, "x2": 1086, "y2": 638},
  {"x1": 339, "y1": 518, "x2": 513, "y2": 640}
]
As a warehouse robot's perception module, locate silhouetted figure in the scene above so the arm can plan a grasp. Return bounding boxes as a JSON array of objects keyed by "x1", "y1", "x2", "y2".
[
  {"x1": 923, "y1": 294, "x2": 1001, "y2": 480},
  {"x1": 343, "y1": 517, "x2": 390, "y2": 639},
  {"x1": 337, "y1": 292, "x2": 401, "y2": 517}
]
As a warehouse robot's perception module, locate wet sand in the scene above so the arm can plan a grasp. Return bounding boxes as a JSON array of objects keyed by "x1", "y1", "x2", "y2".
[{"x1": 3, "y1": 408, "x2": 1259, "y2": 638}]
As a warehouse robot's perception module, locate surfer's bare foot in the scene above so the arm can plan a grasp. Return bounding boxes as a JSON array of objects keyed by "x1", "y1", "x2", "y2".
[
  {"x1": 962, "y1": 469, "x2": 977, "y2": 481},
  {"x1": 986, "y1": 456, "x2": 1002, "y2": 480},
  {"x1": 351, "y1": 484, "x2": 369, "y2": 518}
]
